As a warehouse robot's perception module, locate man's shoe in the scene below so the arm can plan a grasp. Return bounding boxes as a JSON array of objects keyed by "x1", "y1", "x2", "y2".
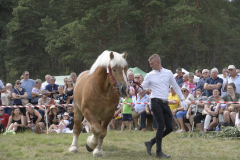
[
  {"x1": 156, "y1": 151, "x2": 171, "y2": 159},
  {"x1": 144, "y1": 141, "x2": 153, "y2": 155}
]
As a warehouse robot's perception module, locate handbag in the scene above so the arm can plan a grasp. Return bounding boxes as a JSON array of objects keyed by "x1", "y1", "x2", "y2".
[{"x1": 15, "y1": 88, "x2": 29, "y2": 105}]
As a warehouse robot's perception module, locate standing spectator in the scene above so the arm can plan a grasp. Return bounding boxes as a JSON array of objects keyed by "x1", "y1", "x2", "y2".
[
  {"x1": 31, "y1": 79, "x2": 43, "y2": 105},
  {"x1": 197, "y1": 69, "x2": 210, "y2": 96},
  {"x1": 6, "y1": 108, "x2": 25, "y2": 133},
  {"x1": 224, "y1": 65, "x2": 240, "y2": 94},
  {"x1": 0, "y1": 106, "x2": 9, "y2": 129},
  {"x1": 12, "y1": 80, "x2": 28, "y2": 117},
  {"x1": 0, "y1": 79, "x2": 6, "y2": 105},
  {"x1": 64, "y1": 78, "x2": 74, "y2": 104},
  {"x1": 41, "y1": 74, "x2": 51, "y2": 89},
  {"x1": 70, "y1": 72, "x2": 77, "y2": 87},
  {"x1": 1, "y1": 83, "x2": 12, "y2": 116},
  {"x1": 55, "y1": 86, "x2": 68, "y2": 115},
  {"x1": 195, "y1": 69, "x2": 202, "y2": 78},
  {"x1": 175, "y1": 68, "x2": 183, "y2": 87},
  {"x1": 127, "y1": 71, "x2": 134, "y2": 84},
  {"x1": 63, "y1": 77, "x2": 68, "y2": 89},
  {"x1": 179, "y1": 74, "x2": 189, "y2": 87},
  {"x1": 182, "y1": 72, "x2": 197, "y2": 96},
  {"x1": 21, "y1": 71, "x2": 36, "y2": 103},
  {"x1": 139, "y1": 75, "x2": 144, "y2": 84},
  {"x1": 172, "y1": 86, "x2": 194, "y2": 132},
  {"x1": 204, "y1": 68, "x2": 223, "y2": 97},
  {"x1": 221, "y1": 68, "x2": 228, "y2": 97},
  {"x1": 236, "y1": 69, "x2": 240, "y2": 74},
  {"x1": 121, "y1": 92, "x2": 133, "y2": 132},
  {"x1": 45, "y1": 76, "x2": 59, "y2": 93}
]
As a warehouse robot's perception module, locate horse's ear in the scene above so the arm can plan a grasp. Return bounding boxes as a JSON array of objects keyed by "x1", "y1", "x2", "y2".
[
  {"x1": 110, "y1": 52, "x2": 114, "y2": 60},
  {"x1": 123, "y1": 51, "x2": 127, "y2": 59}
]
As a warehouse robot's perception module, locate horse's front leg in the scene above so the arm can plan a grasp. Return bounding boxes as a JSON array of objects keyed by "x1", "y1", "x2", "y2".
[
  {"x1": 69, "y1": 104, "x2": 83, "y2": 153},
  {"x1": 93, "y1": 115, "x2": 113, "y2": 157}
]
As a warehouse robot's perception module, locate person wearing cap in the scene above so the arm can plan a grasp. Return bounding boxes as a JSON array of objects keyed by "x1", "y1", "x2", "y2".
[
  {"x1": 204, "y1": 68, "x2": 223, "y2": 97},
  {"x1": 172, "y1": 85, "x2": 194, "y2": 133},
  {"x1": 139, "y1": 54, "x2": 188, "y2": 159},
  {"x1": 224, "y1": 65, "x2": 240, "y2": 94}
]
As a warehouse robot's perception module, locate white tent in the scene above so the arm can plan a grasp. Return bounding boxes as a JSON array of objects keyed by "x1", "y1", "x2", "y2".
[{"x1": 173, "y1": 68, "x2": 199, "y2": 83}]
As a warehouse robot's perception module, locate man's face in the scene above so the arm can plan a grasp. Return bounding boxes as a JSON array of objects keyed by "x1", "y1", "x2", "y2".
[
  {"x1": 149, "y1": 59, "x2": 159, "y2": 70},
  {"x1": 211, "y1": 71, "x2": 218, "y2": 78},
  {"x1": 195, "y1": 91, "x2": 202, "y2": 97},
  {"x1": 46, "y1": 75, "x2": 51, "y2": 83},
  {"x1": 229, "y1": 69, "x2": 236, "y2": 76},
  {"x1": 182, "y1": 74, "x2": 188, "y2": 82},
  {"x1": 128, "y1": 73, "x2": 134, "y2": 81},
  {"x1": 67, "y1": 107, "x2": 73, "y2": 113},
  {"x1": 222, "y1": 70, "x2": 229, "y2": 77},
  {"x1": 202, "y1": 71, "x2": 209, "y2": 79},
  {"x1": 24, "y1": 72, "x2": 29, "y2": 79},
  {"x1": 0, "y1": 107, "x2": 4, "y2": 116},
  {"x1": 177, "y1": 71, "x2": 182, "y2": 77},
  {"x1": 50, "y1": 78, "x2": 56, "y2": 85},
  {"x1": 71, "y1": 74, "x2": 77, "y2": 82}
]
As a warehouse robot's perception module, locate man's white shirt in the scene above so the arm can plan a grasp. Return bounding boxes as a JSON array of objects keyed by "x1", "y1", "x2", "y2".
[{"x1": 141, "y1": 68, "x2": 184, "y2": 101}]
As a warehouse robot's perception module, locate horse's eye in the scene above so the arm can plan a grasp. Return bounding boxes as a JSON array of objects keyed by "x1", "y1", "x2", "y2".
[{"x1": 113, "y1": 69, "x2": 116, "y2": 72}]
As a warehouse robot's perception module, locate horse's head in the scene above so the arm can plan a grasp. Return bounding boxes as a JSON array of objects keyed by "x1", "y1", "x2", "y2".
[{"x1": 109, "y1": 52, "x2": 128, "y2": 97}]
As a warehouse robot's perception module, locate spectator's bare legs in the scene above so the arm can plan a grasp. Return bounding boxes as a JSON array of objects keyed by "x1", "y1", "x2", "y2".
[
  {"x1": 230, "y1": 112, "x2": 236, "y2": 124},
  {"x1": 174, "y1": 119, "x2": 181, "y2": 131},
  {"x1": 196, "y1": 123, "x2": 204, "y2": 131},
  {"x1": 129, "y1": 121, "x2": 132, "y2": 132},
  {"x1": 7, "y1": 123, "x2": 14, "y2": 131},
  {"x1": 12, "y1": 122, "x2": 19, "y2": 132},
  {"x1": 224, "y1": 111, "x2": 231, "y2": 124},
  {"x1": 49, "y1": 124, "x2": 58, "y2": 131},
  {"x1": 177, "y1": 118, "x2": 185, "y2": 130},
  {"x1": 111, "y1": 119, "x2": 117, "y2": 129},
  {"x1": 59, "y1": 123, "x2": 64, "y2": 133},
  {"x1": 28, "y1": 123, "x2": 35, "y2": 129},
  {"x1": 185, "y1": 123, "x2": 192, "y2": 132},
  {"x1": 209, "y1": 117, "x2": 218, "y2": 129},
  {"x1": 133, "y1": 118, "x2": 138, "y2": 130},
  {"x1": 121, "y1": 121, "x2": 125, "y2": 132}
]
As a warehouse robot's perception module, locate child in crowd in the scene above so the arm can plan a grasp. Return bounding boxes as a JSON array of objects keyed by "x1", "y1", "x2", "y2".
[
  {"x1": 47, "y1": 112, "x2": 70, "y2": 134},
  {"x1": 55, "y1": 86, "x2": 68, "y2": 114},
  {"x1": 121, "y1": 91, "x2": 133, "y2": 132}
]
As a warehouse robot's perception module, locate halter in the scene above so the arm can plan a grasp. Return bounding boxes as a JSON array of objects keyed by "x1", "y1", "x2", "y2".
[{"x1": 107, "y1": 65, "x2": 119, "y2": 94}]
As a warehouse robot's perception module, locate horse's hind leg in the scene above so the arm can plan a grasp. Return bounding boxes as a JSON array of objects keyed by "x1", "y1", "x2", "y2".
[
  {"x1": 69, "y1": 104, "x2": 83, "y2": 153},
  {"x1": 93, "y1": 115, "x2": 113, "y2": 157}
]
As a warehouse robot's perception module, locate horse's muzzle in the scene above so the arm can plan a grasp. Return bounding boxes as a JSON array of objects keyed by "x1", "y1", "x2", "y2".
[{"x1": 117, "y1": 83, "x2": 128, "y2": 97}]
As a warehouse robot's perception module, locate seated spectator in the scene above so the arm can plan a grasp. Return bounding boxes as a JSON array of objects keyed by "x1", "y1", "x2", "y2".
[
  {"x1": 38, "y1": 90, "x2": 52, "y2": 115},
  {"x1": 41, "y1": 74, "x2": 51, "y2": 89},
  {"x1": 0, "y1": 79, "x2": 6, "y2": 105},
  {"x1": 139, "y1": 75, "x2": 144, "y2": 84},
  {"x1": 12, "y1": 80, "x2": 28, "y2": 117},
  {"x1": 6, "y1": 108, "x2": 25, "y2": 133},
  {"x1": 204, "y1": 68, "x2": 223, "y2": 97},
  {"x1": 64, "y1": 78, "x2": 74, "y2": 104},
  {"x1": 0, "y1": 106, "x2": 9, "y2": 130},
  {"x1": 55, "y1": 86, "x2": 68, "y2": 114},
  {"x1": 217, "y1": 83, "x2": 240, "y2": 126},
  {"x1": 203, "y1": 88, "x2": 222, "y2": 131},
  {"x1": 184, "y1": 89, "x2": 207, "y2": 132},
  {"x1": 44, "y1": 112, "x2": 71, "y2": 134},
  {"x1": 26, "y1": 106, "x2": 45, "y2": 134},
  {"x1": 182, "y1": 72, "x2": 197, "y2": 96},
  {"x1": 132, "y1": 90, "x2": 148, "y2": 131},
  {"x1": 175, "y1": 68, "x2": 183, "y2": 87},
  {"x1": 197, "y1": 69, "x2": 210, "y2": 96},
  {"x1": 70, "y1": 72, "x2": 77, "y2": 87},
  {"x1": 31, "y1": 79, "x2": 43, "y2": 105},
  {"x1": 2, "y1": 83, "x2": 13, "y2": 116},
  {"x1": 49, "y1": 105, "x2": 60, "y2": 125},
  {"x1": 63, "y1": 77, "x2": 68, "y2": 89},
  {"x1": 179, "y1": 74, "x2": 189, "y2": 87},
  {"x1": 45, "y1": 76, "x2": 59, "y2": 93},
  {"x1": 172, "y1": 86, "x2": 194, "y2": 132},
  {"x1": 66, "y1": 106, "x2": 74, "y2": 130},
  {"x1": 82, "y1": 117, "x2": 91, "y2": 133},
  {"x1": 51, "y1": 90, "x2": 59, "y2": 99}
]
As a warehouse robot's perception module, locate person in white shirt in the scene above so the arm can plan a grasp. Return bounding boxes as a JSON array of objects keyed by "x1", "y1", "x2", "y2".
[
  {"x1": 139, "y1": 54, "x2": 187, "y2": 159},
  {"x1": 41, "y1": 74, "x2": 51, "y2": 89}
]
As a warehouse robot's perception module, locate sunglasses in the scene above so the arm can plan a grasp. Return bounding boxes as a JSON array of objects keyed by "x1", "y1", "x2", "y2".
[
  {"x1": 181, "y1": 90, "x2": 187, "y2": 92},
  {"x1": 17, "y1": 83, "x2": 21, "y2": 85},
  {"x1": 134, "y1": 77, "x2": 140, "y2": 78},
  {"x1": 26, "y1": 74, "x2": 29, "y2": 76}
]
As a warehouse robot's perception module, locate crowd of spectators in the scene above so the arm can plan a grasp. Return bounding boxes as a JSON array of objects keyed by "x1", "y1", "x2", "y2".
[{"x1": 1, "y1": 64, "x2": 240, "y2": 134}]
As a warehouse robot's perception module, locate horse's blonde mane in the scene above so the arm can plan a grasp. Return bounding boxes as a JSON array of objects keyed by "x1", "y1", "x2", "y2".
[{"x1": 89, "y1": 50, "x2": 128, "y2": 75}]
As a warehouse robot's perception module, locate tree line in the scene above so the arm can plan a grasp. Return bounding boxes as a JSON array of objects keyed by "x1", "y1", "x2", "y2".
[{"x1": 1, "y1": 0, "x2": 240, "y2": 84}]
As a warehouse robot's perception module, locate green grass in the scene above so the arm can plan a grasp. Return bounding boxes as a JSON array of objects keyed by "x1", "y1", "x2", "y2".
[{"x1": 0, "y1": 130, "x2": 240, "y2": 160}]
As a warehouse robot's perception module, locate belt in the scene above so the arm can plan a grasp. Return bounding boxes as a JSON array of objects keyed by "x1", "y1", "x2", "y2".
[{"x1": 152, "y1": 98, "x2": 169, "y2": 105}]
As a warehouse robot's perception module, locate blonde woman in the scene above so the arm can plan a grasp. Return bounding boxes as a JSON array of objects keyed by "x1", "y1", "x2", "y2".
[{"x1": 64, "y1": 78, "x2": 74, "y2": 104}]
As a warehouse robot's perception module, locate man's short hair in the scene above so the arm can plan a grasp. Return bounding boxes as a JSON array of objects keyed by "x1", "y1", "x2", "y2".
[
  {"x1": 148, "y1": 54, "x2": 161, "y2": 63},
  {"x1": 70, "y1": 72, "x2": 76, "y2": 76},
  {"x1": 222, "y1": 68, "x2": 228, "y2": 71},
  {"x1": 176, "y1": 68, "x2": 182, "y2": 72},
  {"x1": 58, "y1": 85, "x2": 63, "y2": 90},
  {"x1": 50, "y1": 76, "x2": 55, "y2": 79},
  {"x1": 211, "y1": 68, "x2": 218, "y2": 73},
  {"x1": 35, "y1": 79, "x2": 42, "y2": 84},
  {"x1": 22, "y1": 71, "x2": 29, "y2": 75},
  {"x1": 202, "y1": 69, "x2": 209, "y2": 73},
  {"x1": 183, "y1": 74, "x2": 189, "y2": 78},
  {"x1": 196, "y1": 69, "x2": 202, "y2": 74}
]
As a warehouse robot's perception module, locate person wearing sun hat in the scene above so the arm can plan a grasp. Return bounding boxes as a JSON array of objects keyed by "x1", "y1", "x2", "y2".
[
  {"x1": 49, "y1": 105, "x2": 59, "y2": 125},
  {"x1": 172, "y1": 85, "x2": 194, "y2": 133}
]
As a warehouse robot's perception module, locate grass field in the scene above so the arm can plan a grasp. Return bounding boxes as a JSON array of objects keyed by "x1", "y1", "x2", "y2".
[{"x1": 0, "y1": 129, "x2": 240, "y2": 160}]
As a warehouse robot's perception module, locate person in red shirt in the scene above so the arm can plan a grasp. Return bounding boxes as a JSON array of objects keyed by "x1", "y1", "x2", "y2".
[{"x1": 0, "y1": 106, "x2": 9, "y2": 129}]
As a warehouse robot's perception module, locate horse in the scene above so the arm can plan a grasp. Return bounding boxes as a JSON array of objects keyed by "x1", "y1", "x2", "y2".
[{"x1": 69, "y1": 50, "x2": 128, "y2": 157}]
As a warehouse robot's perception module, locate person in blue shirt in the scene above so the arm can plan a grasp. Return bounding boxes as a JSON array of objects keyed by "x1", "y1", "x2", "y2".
[
  {"x1": 45, "y1": 76, "x2": 59, "y2": 93},
  {"x1": 21, "y1": 71, "x2": 35, "y2": 103},
  {"x1": 204, "y1": 68, "x2": 223, "y2": 97},
  {"x1": 175, "y1": 68, "x2": 183, "y2": 87}
]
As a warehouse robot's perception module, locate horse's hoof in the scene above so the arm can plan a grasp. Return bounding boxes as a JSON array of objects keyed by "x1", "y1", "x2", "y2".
[
  {"x1": 86, "y1": 144, "x2": 94, "y2": 152},
  {"x1": 69, "y1": 146, "x2": 79, "y2": 153},
  {"x1": 93, "y1": 148, "x2": 103, "y2": 157}
]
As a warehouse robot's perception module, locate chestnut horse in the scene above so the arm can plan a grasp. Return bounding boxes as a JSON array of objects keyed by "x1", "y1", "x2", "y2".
[{"x1": 69, "y1": 51, "x2": 128, "y2": 156}]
